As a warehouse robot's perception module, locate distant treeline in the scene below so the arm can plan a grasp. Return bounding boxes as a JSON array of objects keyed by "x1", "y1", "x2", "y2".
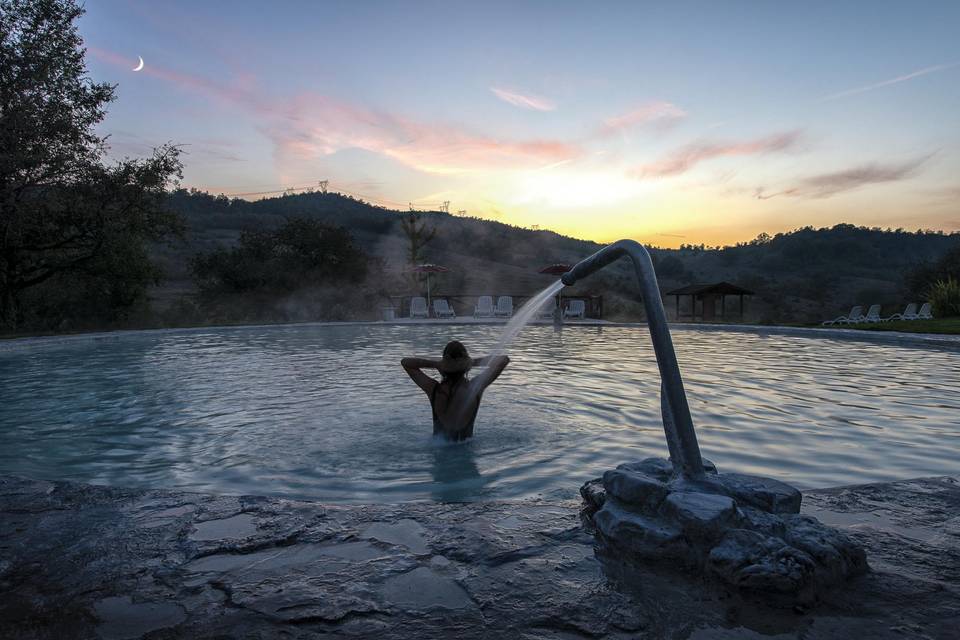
[
  {"x1": 158, "y1": 189, "x2": 960, "y2": 328},
  {"x1": 6, "y1": 0, "x2": 957, "y2": 335}
]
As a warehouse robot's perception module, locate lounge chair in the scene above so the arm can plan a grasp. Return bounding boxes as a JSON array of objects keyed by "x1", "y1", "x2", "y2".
[
  {"x1": 862, "y1": 304, "x2": 882, "y2": 323},
  {"x1": 822, "y1": 305, "x2": 863, "y2": 326},
  {"x1": 494, "y1": 296, "x2": 513, "y2": 318},
  {"x1": 564, "y1": 299, "x2": 586, "y2": 319},
  {"x1": 474, "y1": 295, "x2": 494, "y2": 318},
  {"x1": 917, "y1": 302, "x2": 933, "y2": 320},
  {"x1": 883, "y1": 303, "x2": 917, "y2": 321},
  {"x1": 433, "y1": 299, "x2": 456, "y2": 319},
  {"x1": 409, "y1": 297, "x2": 428, "y2": 319},
  {"x1": 538, "y1": 298, "x2": 557, "y2": 319}
]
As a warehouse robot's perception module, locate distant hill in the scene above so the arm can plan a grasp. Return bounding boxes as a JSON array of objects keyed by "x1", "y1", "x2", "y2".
[{"x1": 155, "y1": 189, "x2": 960, "y2": 324}]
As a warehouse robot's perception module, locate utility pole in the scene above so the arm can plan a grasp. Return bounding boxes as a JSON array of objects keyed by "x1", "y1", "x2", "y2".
[
  {"x1": 318, "y1": 180, "x2": 328, "y2": 194},
  {"x1": 441, "y1": 201, "x2": 450, "y2": 214}
]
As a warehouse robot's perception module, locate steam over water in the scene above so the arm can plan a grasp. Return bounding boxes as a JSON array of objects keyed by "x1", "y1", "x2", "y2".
[{"x1": 1, "y1": 324, "x2": 958, "y2": 502}]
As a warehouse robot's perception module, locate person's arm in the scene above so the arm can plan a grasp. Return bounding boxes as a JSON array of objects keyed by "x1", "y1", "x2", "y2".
[
  {"x1": 470, "y1": 355, "x2": 510, "y2": 391},
  {"x1": 401, "y1": 357, "x2": 439, "y2": 395}
]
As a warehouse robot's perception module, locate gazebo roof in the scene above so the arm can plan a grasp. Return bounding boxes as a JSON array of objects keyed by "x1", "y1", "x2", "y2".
[{"x1": 664, "y1": 282, "x2": 755, "y2": 296}]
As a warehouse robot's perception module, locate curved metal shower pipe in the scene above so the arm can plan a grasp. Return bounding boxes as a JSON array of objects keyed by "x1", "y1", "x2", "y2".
[{"x1": 561, "y1": 239, "x2": 705, "y2": 480}]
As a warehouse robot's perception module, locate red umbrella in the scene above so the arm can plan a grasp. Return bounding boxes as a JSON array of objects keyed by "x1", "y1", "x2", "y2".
[
  {"x1": 409, "y1": 263, "x2": 450, "y2": 313},
  {"x1": 538, "y1": 263, "x2": 572, "y2": 275},
  {"x1": 538, "y1": 264, "x2": 572, "y2": 317}
]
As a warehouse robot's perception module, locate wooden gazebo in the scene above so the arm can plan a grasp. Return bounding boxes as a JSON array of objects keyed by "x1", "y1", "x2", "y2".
[{"x1": 665, "y1": 282, "x2": 754, "y2": 322}]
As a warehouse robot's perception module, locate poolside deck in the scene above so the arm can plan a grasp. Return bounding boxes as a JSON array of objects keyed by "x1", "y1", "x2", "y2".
[{"x1": 2, "y1": 474, "x2": 957, "y2": 639}]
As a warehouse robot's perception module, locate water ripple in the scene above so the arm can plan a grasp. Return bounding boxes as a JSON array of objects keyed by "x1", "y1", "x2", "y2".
[{"x1": 1, "y1": 324, "x2": 958, "y2": 501}]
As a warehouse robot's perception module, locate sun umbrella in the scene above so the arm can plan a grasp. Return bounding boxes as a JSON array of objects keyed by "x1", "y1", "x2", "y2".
[
  {"x1": 538, "y1": 264, "x2": 572, "y2": 276},
  {"x1": 409, "y1": 263, "x2": 450, "y2": 313},
  {"x1": 538, "y1": 264, "x2": 572, "y2": 318}
]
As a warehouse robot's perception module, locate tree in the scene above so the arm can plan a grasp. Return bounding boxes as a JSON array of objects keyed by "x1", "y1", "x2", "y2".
[
  {"x1": 192, "y1": 218, "x2": 368, "y2": 295},
  {"x1": 0, "y1": 0, "x2": 183, "y2": 329},
  {"x1": 904, "y1": 243, "x2": 960, "y2": 298},
  {"x1": 399, "y1": 212, "x2": 436, "y2": 265}
]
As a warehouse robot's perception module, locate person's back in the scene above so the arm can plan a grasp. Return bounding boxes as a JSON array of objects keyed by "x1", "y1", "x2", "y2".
[{"x1": 401, "y1": 341, "x2": 509, "y2": 441}]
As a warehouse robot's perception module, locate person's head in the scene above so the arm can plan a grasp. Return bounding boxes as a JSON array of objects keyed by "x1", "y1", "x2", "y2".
[{"x1": 439, "y1": 340, "x2": 471, "y2": 380}]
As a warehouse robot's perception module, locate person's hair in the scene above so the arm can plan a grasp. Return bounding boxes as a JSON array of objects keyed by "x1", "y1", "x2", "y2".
[
  {"x1": 441, "y1": 341, "x2": 469, "y2": 382},
  {"x1": 443, "y1": 340, "x2": 469, "y2": 360}
]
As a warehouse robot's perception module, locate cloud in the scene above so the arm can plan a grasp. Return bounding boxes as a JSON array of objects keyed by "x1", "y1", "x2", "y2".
[
  {"x1": 599, "y1": 101, "x2": 686, "y2": 135},
  {"x1": 490, "y1": 87, "x2": 556, "y2": 111},
  {"x1": 755, "y1": 156, "x2": 931, "y2": 199},
  {"x1": 261, "y1": 94, "x2": 579, "y2": 175},
  {"x1": 819, "y1": 62, "x2": 959, "y2": 102},
  {"x1": 90, "y1": 46, "x2": 579, "y2": 175},
  {"x1": 631, "y1": 130, "x2": 801, "y2": 179}
]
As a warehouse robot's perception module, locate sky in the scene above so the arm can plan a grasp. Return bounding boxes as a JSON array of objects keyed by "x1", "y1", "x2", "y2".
[{"x1": 81, "y1": 1, "x2": 960, "y2": 247}]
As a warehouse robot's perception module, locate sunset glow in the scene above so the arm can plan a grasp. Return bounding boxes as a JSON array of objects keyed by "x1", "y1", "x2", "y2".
[{"x1": 82, "y1": 2, "x2": 960, "y2": 247}]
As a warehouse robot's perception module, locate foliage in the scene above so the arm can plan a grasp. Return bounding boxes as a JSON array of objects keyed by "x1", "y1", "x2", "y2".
[
  {"x1": 399, "y1": 212, "x2": 436, "y2": 265},
  {"x1": 654, "y1": 255, "x2": 686, "y2": 278},
  {"x1": 0, "y1": 0, "x2": 183, "y2": 330},
  {"x1": 905, "y1": 243, "x2": 960, "y2": 298},
  {"x1": 927, "y1": 278, "x2": 960, "y2": 318},
  {"x1": 192, "y1": 217, "x2": 368, "y2": 295}
]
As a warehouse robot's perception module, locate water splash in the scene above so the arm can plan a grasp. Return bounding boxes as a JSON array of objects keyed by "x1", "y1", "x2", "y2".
[{"x1": 490, "y1": 280, "x2": 564, "y2": 356}]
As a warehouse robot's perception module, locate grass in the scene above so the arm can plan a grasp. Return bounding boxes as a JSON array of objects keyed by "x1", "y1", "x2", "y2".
[{"x1": 838, "y1": 318, "x2": 960, "y2": 335}]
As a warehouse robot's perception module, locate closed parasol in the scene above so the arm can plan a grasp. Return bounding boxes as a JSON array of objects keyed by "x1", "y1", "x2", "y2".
[{"x1": 409, "y1": 263, "x2": 450, "y2": 313}]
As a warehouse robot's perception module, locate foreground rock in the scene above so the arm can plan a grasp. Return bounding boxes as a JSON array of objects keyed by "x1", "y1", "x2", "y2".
[
  {"x1": 581, "y1": 458, "x2": 867, "y2": 601},
  {"x1": 1, "y1": 474, "x2": 958, "y2": 639}
]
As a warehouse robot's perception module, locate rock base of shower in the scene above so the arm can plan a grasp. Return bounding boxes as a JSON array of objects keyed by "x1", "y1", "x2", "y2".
[{"x1": 580, "y1": 457, "x2": 867, "y2": 600}]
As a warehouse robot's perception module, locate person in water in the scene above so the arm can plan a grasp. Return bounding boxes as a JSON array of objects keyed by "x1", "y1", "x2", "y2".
[{"x1": 401, "y1": 341, "x2": 509, "y2": 441}]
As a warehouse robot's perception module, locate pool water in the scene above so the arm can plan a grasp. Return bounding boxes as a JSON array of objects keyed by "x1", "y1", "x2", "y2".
[{"x1": 1, "y1": 324, "x2": 958, "y2": 502}]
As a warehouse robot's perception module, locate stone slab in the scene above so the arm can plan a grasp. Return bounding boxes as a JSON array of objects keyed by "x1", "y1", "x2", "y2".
[{"x1": 1, "y1": 474, "x2": 958, "y2": 639}]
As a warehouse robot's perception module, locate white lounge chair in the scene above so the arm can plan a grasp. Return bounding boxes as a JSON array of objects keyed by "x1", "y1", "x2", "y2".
[
  {"x1": 917, "y1": 302, "x2": 933, "y2": 320},
  {"x1": 564, "y1": 299, "x2": 586, "y2": 319},
  {"x1": 433, "y1": 299, "x2": 456, "y2": 319},
  {"x1": 474, "y1": 295, "x2": 494, "y2": 318},
  {"x1": 822, "y1": 305, "x2": 863, "y2": 326},
  {"x1": 883, "y1": 303, "x2": 917, "y2": 321},
  {"x1": 409, "y1": 297, "x2": 428, "y2": 319},
  {"x1": 538, "y1": 298, "x2": 557, "y2": 319},
  {"x1": 494, "y1": 296, "x2": 513, "y2": 318},
  {"x1": 862, "y1": 304, "x2": 882, "y2": 323}
]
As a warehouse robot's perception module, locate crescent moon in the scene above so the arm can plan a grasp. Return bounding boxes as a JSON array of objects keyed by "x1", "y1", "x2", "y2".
[{"x1": 133, "y1": 56, "x2": 144, "y2": 72}]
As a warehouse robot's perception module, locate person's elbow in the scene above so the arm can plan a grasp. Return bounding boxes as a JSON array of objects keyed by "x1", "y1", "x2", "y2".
[{"x1": 401, "y1": 357, "x2": 413, "y2": 369}]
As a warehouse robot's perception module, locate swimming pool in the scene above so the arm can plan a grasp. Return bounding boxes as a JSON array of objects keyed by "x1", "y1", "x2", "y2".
[{"x1": 1, "y1": 324, "x2": 957, "y2": 502}]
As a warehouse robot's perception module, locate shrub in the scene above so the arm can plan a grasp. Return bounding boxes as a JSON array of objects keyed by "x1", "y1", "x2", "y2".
[{"x1": 927, "y1": 278, "x2": 960, "y2": 318}]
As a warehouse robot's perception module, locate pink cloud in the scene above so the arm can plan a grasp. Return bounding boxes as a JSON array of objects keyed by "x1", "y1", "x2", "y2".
[
  {"x1": 599, "y1": 102, "x2": 686, "y2": 135},
  {"x1": 262, "y1": 95, "x2": 578, "y2": 174},
  {"x1": 755, "y1": 156, "x2": 930, "y2": 199},
  {"x1": 490, "y1": 87, "x2": 557, "y2": 111},
  {"x1": 90, "y1": 46, "x2": 579, "y2": 175},
  {"x1": 631, "y1": 131, "x2": 801, "y2": 179}
]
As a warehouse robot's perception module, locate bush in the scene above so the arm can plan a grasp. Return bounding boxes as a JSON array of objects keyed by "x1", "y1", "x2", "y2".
[{"x1": 927, "y1": 278, "x2": 960, "y2": 318}]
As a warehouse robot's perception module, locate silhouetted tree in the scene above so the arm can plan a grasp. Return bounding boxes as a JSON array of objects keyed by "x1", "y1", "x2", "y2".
[
  {"x1": 904, "y1": 243, "x2": 960, "y2": 298},
  {"x1": 192, "y1": 218, "x2": 368, "y2": 294},
  {"x1": 400, "y1": 212, "x2": 436, "y2": 265},
  {"x1": 0, "y1": 0, "x2": 183, "y2": 329}
]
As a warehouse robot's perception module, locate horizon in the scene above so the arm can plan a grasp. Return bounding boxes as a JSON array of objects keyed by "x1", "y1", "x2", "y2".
[{"x1": 82, "y1": 1, "x2": 959, "y2": 248}]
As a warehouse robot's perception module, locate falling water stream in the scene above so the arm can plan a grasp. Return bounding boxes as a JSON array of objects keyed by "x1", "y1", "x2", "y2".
[{"x1": 490, "y1": 280, "x2": 564, "y2": 356}]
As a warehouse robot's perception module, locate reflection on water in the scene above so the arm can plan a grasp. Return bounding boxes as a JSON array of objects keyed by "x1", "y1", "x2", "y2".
[
  {"x1": 1, "y1": 324, "x2": 958, "y2": 502},
  {"x1": 429, "y1": 438, "x2": 485, "y2": 502}
]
